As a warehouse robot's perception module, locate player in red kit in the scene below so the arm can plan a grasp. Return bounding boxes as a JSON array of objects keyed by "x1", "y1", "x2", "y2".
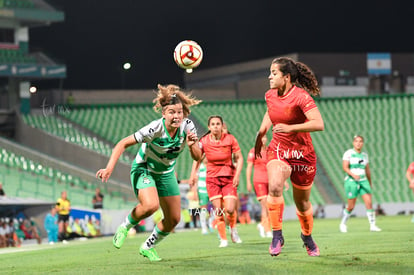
[
  {"x1": 255, "y1": 57, "x2": 324, "y2": 257},
  {"x1": 191, "y1": 115, "x2": 244, "y2": 248}
]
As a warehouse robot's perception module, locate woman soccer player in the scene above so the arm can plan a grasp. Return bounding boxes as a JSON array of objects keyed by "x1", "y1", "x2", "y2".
[
  {"x1": 191, "y1": 115, "x2": 244, "y2": 247},
  {"x1": 255, "y1": 57, "x2": 324, "y2": 257},
  {"x1": 96, "y1": 84, "x2": 202, "y2": 262},
  {"x1": 339, "y1": 135, "x2": 381, "y2": 233}
]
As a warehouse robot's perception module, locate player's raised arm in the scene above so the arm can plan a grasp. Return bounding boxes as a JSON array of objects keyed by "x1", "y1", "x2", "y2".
[{"x1": 96, "y1": 135, "x2": 137, "y2": 182}]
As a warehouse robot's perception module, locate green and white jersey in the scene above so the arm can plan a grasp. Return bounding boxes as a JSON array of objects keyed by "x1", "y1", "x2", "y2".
[
  {"x1": 197, "y1": 163, "x2": 207, "y2": 188},
  {"x1": 342, "y1": 149, "x2": 369, "y2": 181},
  {"x1": 133, "y1": 118, "x2": 197, "y2": 174}
]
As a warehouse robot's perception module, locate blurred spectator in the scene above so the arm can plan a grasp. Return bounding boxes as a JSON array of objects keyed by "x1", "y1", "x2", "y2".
[
  {"x1": 94, "y1": 219, "x2": 101, "y2": 236},
  {"x1": 375, "y1": 204, "x2": 386, "y2": 216},
  {"x1": 85, "y1": 219, "x2": 98, "y2": 237},
  {"x1": 44, "y1": 208, "x2": 59, "y2": 244},
  {"x1": 8, "y1": 219, "x2": 22, "y2": 247},
  {"x1": 238, "y1": 193, "x2": 252, "y2": 224},
  {"x1": 20, "y1": 218, "x2": 41, "y2": 244},
  {"x1": 314, "y1": 204, "x2": 326, "y2": 219},
  {"x1": 67, "y1": 218, "x2": 84, "y2": 239},
  {"x1": 0, "y1": 182, "x2": 5, "y2": 197},
  {"x1": 0, "y1": 219, "x2": 6, "y2": 248},
  {"x1": 92, "y1": 188, "x2": 104, "y2": 209},
  {"x1": 181, "y1": 208, "x2": 191, "y2": 229}
]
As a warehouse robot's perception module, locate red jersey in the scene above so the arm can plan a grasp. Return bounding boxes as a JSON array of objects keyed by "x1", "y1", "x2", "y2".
[
  {"x1": 266, "y1": 86, "x2": 318, "y2": 157},
  {"x1": 247, "y1": 147, "x2": 268, "y2": 183},
  {"x1": 408, "y1": 162, "x2": 414, "y2": 174},
  {"x1": 199, "y1": 133, "x2": 241, "y2": 177}
]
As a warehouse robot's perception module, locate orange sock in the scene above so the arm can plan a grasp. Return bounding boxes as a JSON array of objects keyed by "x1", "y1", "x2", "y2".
[
  {"x1": 267, "y1": 196, "x2": 285, "y2": 231},
  {"x1": 296, "y1": 205, "x2": 314, "y2": 236},
  {"x1": 262, "y1": 216, "x2": 271, "y2": 232},
  {"x1": 238, "y1": 214, "x2": 246, "y2": 224},
  {"x1": 216, "y1": 217, "x2": 227, "y2": 240},
  {"x1": 227, "y1": 212, "x2": 237, "y2": 228}
]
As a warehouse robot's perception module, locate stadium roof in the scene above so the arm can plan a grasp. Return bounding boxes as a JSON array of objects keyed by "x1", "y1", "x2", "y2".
[{"x1": 0, "y1": 0, "x2": 64, "y2": 27}]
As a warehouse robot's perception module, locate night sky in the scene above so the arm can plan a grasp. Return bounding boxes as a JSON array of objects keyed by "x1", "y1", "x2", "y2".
[{"x1": 29, "y1": 0, "x2": 414, "y2": 90}]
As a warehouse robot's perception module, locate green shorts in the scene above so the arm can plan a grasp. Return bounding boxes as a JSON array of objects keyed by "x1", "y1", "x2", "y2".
[
  {"x1": 130, "y1": 161, "x2": 180, "y2": 197},
  {"x1": 197, "y1": 187, "x2": 209, "y2": 206},
  {"x1": 344, "y1": 178, "x2": 372, "y2": 199}
]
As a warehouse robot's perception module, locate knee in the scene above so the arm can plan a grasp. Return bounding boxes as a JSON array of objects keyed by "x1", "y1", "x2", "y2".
[
  {"x1": 268, "y1": 181, "x2": 284, "y2": 196},
  {"x1": 225, "y1": 208, "x2": 235, "y2": 215},
  {"x1": 140, "y1": 202, "x2": 159, "y2": 216},
  {"x1": 164, "y1": 213, "x2": 181, "y2": 227}
]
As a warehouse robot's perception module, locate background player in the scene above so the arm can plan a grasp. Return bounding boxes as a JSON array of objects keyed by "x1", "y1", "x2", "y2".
[
  {"x1": 191, "y1": 115, "x2": 243, "y2": 247},
  {"x1": 339, "y1": 135, "x2": 381, "y2": 233}
]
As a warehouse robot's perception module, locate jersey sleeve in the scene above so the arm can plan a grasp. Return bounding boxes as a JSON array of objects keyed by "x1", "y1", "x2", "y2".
[
  {"x1": 198, "y1": 136, "x2": 206, "y2": 153},
  {"x1": 230, "y1": 134, "x2": 241, "y2": 153},
  {"x1": 133, "y1": 120, "x2": 161, "y2": 143},
  {"x1": 342, "y1": 149, "x2": 351, "y2": 161},
  {"x1": 247, "y1": 148, "x2": 255, "y2": 163},
  {"x1": 297, "y1": 91, "x2": 317, "y2": 114}
]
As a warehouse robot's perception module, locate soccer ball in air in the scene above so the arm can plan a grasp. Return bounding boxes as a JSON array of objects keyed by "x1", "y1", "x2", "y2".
[{"x1": 173, "y1": 40, "x2": 203, "y2": 73}]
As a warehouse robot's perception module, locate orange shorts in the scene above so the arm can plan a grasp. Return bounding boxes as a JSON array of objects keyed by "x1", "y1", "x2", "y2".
[
  {"x1": 254, "y1": 181, "x2": 268, "y2": 201},
  {"x1": 206, "y1": 176, "x2": 238, "y2": 201},
  {"x1": 267, "y1": 147, "x2": 316, "y2": 189}
]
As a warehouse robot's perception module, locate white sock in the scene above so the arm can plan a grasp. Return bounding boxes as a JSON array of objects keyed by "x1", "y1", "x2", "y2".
[
  {"x1": 142, "y1": 225, "x2": 169, "y2": 249},
  {"x1": 367, "y1": 209, "x2": 376, "y2": 226},
  {"x1": 200, "y1": 209, "x2": 208, "y2": 231},
  {"x1": 121, "y1": 212, "x2": 138, "y2": 230},
  {"x1": 340, "y1": 209, "x2": 351, "y2": 225}
]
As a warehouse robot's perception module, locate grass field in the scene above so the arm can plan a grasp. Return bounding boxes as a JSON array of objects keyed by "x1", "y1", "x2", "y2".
[{"x1": 1, "y1": 215, "x2": 414, "y2": 274}]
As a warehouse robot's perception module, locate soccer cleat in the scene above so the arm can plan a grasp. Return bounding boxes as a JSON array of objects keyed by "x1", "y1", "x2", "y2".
[
  {"x1": 301, "y1": 233, "x2": 320, "y2": 256},
  {"x1": 230, "y1": 228, "x2": 242, "y2": 243},
  {"x1": 339, "y1": 223, "x2": 347, "y2": 233},
  {"x1": 201, "y1": 228, "x2": 209, "y2": 235},
  {"x1": 219, "y1": 239, "x2": 228, "y2": 248},
  {"x1": 139, "y1": 245, "x2": 162, "y2": 261},
  {"x1": 370, "y1": 225, "x2": 382, "y2": 232},
  {"x1": 265, "y1": 232, "x2": 273, "y2": 238},
  {"x1": 257, "y1": 223, "x2": 265, "y2": 238},
  {"x1": 113, "y1": 225, "x2": 128, "y2": 249},
  {"x1": 269, "y1": 235, "x2": 284, "y2": 257}
]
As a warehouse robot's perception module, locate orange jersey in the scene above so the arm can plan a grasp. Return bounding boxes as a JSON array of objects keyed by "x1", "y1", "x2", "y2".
[
  {"x1": 247, "y1": 147, "x2": 268, "y2": 183},
  {"x1": 199, "y1": 133, "x2": 241, "y2": 177},
  {"x1": 266, "y1": 86, "x2": 317, "y2": 156}
]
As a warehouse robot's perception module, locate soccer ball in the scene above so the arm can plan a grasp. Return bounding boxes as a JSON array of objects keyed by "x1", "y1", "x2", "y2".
[{"x1": 173, "y1": 40, "x2": 203, "y2": 73}]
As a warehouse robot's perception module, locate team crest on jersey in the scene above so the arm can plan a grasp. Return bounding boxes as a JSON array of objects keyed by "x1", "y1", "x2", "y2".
[{"x1": 143, "y1": 177, "x2": 151, "y2": 184}]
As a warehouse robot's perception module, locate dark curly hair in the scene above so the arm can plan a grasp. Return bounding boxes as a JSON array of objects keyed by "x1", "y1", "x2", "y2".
[{"x1": 272, "y1": 57, "x2": 320, "y2": 96}]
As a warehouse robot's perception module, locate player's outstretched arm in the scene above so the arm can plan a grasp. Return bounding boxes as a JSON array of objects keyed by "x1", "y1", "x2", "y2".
[{"x1": 96, "y1": 135, "x2": 137, "y2": 182}]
